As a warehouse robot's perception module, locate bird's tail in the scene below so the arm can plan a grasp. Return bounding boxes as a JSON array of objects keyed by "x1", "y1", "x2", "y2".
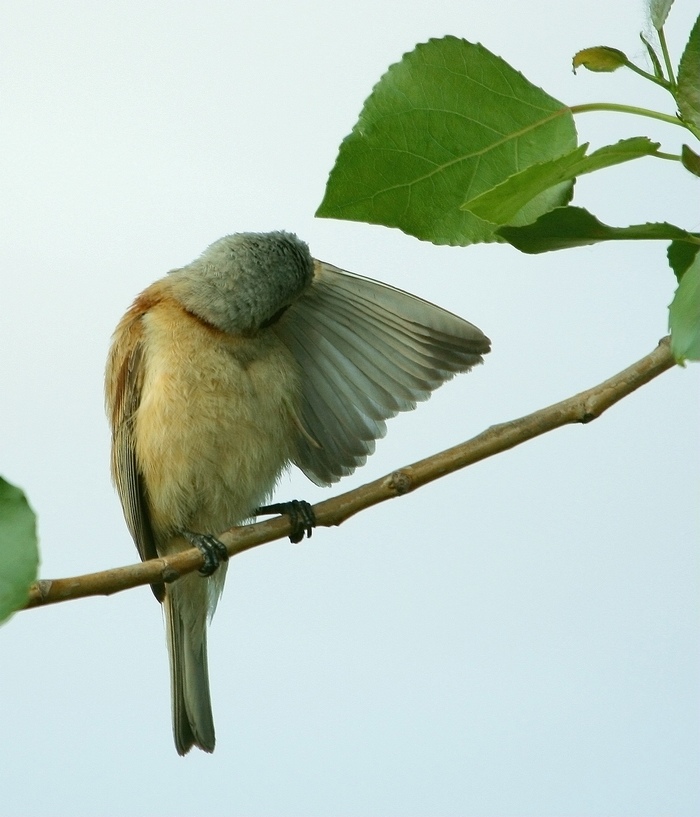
[{"x1": 164, "y1": 576, "x2": 216, "y2": 755}]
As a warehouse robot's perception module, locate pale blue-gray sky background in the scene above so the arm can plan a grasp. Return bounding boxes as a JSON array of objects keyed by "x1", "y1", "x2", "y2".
[{"x1": 1, "y1": 1, "x2": 698, "y2": 815}]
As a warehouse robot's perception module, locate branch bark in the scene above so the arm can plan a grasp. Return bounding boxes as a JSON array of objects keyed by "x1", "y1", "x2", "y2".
[{"x1": 25, "y1": 336, "x2": 676, "y2": 610}]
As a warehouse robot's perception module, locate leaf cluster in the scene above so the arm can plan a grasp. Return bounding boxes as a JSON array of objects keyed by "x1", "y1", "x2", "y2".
[{"x1": 317, "y1": 3, "x2": 700, "y2": 364}]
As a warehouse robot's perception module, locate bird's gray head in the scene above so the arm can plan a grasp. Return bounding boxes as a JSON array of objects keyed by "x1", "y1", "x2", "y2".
[{"x1": 168, "y1": 231, "x2": 314, "y2": 334}]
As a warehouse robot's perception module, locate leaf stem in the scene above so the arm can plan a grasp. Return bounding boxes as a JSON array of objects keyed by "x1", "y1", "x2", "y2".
[
  {"x1": 570, "y1": 102, "x2": 683, "y2": 128},
  {"x1": 657, "y1": 27, "x2": 677, "y2": 88},
  {"x1": 623, "y1": 59, "x2": 670, "y2": 89},
  {"x1": 652, "y1": 151, "x2": 682, "y2": 161}
]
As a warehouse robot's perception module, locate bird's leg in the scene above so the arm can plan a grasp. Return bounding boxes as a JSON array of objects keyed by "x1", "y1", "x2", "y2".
[
  {"x1": 180, "y1": 531, "x2": 230, "y2": 576},
  {"x1": 255, "y1": 500, "x2": 316, "y2": 544}
]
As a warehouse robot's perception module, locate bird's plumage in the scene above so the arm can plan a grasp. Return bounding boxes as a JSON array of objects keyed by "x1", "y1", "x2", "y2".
[{"x1": 106, "y1": 231, "x2": 490, "y2": 754}]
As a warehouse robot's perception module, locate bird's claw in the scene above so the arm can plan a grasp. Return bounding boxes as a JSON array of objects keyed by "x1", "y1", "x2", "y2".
[
  {"x1": 181, "y1": 531, "x2": 230, "y2": 576},
  {"x1": 255, "y1": 500, "x2": 316, "y2": 543}
]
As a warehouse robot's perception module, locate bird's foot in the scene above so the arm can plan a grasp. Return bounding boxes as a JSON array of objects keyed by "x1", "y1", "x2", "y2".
[
  {"x1": 181, "y1": 531, "x2": 230, "y2": 576},
  {"x1": 255, "y1": 500, "x2": 316, "y2": 544}
]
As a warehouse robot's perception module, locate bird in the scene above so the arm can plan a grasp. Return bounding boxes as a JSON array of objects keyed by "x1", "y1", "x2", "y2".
[{"x1": 105, "y1": 230, "x2": 490, "y2": 755}]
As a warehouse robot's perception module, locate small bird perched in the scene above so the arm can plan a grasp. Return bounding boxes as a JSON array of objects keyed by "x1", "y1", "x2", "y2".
[{"x1": 105, "y1": 231, "x2": 490, "y2": 755}]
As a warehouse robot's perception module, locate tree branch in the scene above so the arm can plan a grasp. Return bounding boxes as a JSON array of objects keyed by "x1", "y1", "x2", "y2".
[{"x1": 25, "y1": 336, "x2": 676, "y2": 611}]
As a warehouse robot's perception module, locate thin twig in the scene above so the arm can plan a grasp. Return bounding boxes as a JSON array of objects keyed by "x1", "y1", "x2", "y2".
[{"x1": 24, "y1": 337, "x2": 676, "y2": 610}]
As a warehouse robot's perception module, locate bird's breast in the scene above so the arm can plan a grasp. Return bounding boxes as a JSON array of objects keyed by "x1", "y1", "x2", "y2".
[{"x1": 135, "y1": 297, "x2": 301, "y2": 537}]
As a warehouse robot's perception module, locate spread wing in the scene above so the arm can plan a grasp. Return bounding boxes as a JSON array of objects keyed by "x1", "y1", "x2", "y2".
[
  {"x1": 274, "y1": 260, "x2": 491, "y2": 486},
  {"x1": 105, "y1": 310, "x2": 161, "y2": 597}
]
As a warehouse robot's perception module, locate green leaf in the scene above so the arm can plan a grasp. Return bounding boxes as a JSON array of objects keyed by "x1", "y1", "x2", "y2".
[
  {"x1": 316, "y1": 36, "x2": 577, "y2": 246},
  {"x1": 677, "y1": 14, "x2": 700, "y2": 135},
  {"x1": 497, "y1": 206, "x2": 700, "y2": 253},
  {"x1": 669, "y1": 252, "x2": 700, "y2": 362},
  {"x1": 463, "y1": 137, "x2": 660, "y2": 226},
  {"x1": 668, "y1": 239, "x2": 700, "y2": 281},
  {"x1": 0, "y1": 477, "x2": 38, "y2": 623},
  {"x1": 649, "y1": 0, "x2": 674, "y2": 30},
  {"x1": 681, "y1": 143, "x2": 700, "y2": 177},
  {"x1": 572, "y1": 46, "x2": 629, "y2": 73}
]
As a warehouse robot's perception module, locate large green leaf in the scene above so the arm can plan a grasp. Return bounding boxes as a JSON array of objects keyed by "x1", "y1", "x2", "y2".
[
  {"x1": 0, "y1": 477, "x2": 38, "y2": 623},
  {"x1": 463, "y1": 138, "x2": 660, "y2": 226},
  {"x1": 669, "y1": 252, "x2": 700, "y2": 362},
  {"x1": 677, "y1": 14, "x2": 700, "y2": 136},
  {"x1": 498, "y1": 206, "x2": 700, "y2": 253},
  {"x1": 317, "y1": 36, "x2": 577, "y2": 246}
]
